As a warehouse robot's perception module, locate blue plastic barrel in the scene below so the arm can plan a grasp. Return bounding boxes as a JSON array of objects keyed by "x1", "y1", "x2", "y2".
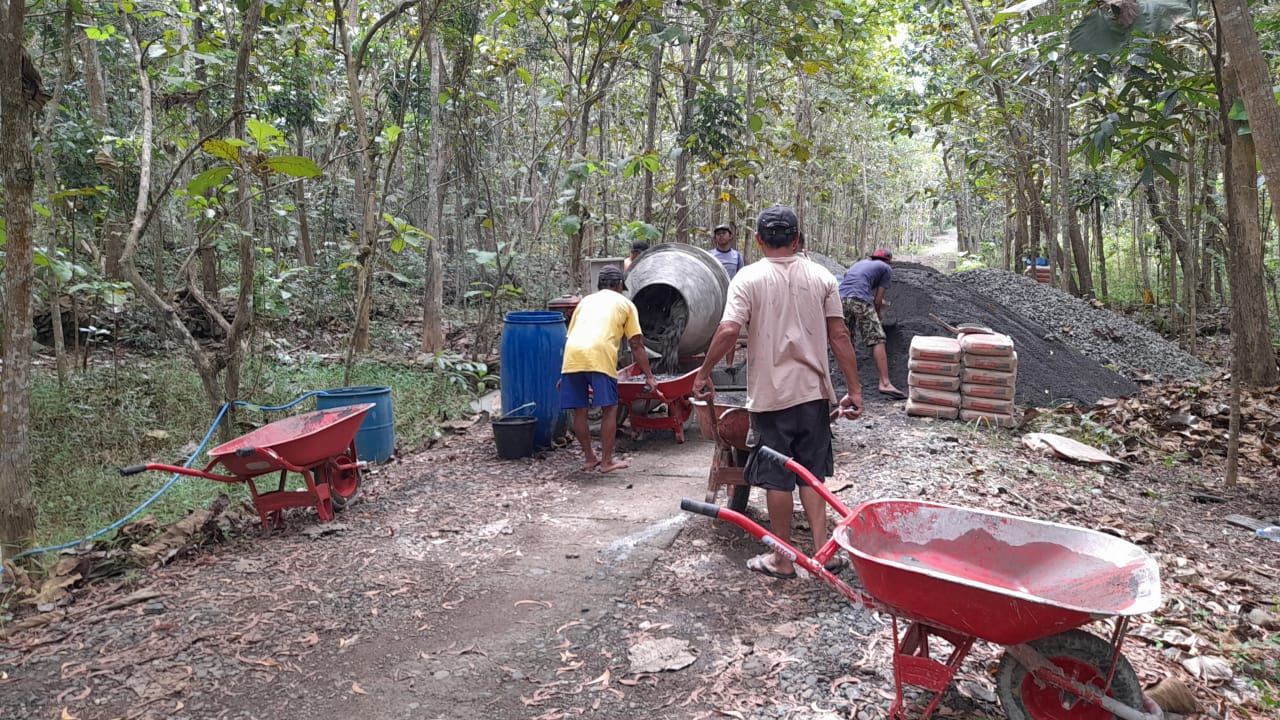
[
  {"x1": 316, "y1": 386, "x2": 395, "y2": 462},
  {"x1": 501, "y1": 311, "x2": 567, "y2": 447}
]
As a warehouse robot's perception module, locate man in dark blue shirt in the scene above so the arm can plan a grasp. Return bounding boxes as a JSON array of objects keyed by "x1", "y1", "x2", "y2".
[{"x1": 838, "y1": 249, "x2": 905, "y2": 399}]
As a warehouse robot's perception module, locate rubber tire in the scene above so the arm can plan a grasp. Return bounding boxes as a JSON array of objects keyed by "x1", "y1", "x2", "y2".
[
  {"x1": 323, "y1": 459, "x2": 361, "y2": 511},
  {"x1": 996, "y1": 629, "x2": 1143, "y2": 720}
]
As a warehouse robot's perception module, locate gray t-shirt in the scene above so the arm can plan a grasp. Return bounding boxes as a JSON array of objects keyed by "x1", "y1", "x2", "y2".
[{"x1": 710, "y1": 247, "x2": 744, "y2": 279}]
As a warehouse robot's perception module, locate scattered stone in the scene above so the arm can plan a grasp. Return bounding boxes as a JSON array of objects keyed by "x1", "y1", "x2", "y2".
[{"x1": 627, "y1": 637, "x2": 696, "y2": 673}]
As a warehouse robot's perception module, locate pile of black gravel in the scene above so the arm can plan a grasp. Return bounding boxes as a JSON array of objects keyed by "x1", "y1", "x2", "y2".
[
  {"x1": 953, "y1": 268, "x2": 1210, "y2": 382},
  {"x1": 841, "y1": 262, "x2": 1141, "y2": 407}
]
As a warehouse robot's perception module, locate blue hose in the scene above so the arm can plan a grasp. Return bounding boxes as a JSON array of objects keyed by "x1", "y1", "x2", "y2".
[{"x1": 0, "y1": 390, "x2": 331, "y2": 578}]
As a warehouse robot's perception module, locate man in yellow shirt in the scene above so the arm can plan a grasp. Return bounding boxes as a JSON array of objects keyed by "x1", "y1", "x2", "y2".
[{"x1": 560, "y1": 265, "x2": 659, "y2": 472}]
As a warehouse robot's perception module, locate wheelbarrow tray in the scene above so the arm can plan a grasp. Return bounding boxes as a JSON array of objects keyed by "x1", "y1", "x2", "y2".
[
  {"x1": 835, "y1": 499, "x2": 1162, "y2": 647},
  {"x1": 209, "y1": 403, "x2": 375, "y2": 476},
  {"x1": 617, "y1": 362, "x2": 699, "y2": 402}
]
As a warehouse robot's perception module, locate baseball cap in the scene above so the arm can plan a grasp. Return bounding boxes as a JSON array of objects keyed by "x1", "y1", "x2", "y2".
[
  {"x1": 713, "y1": 224, "x2": 731, "y2": 233},
  {"x1": 757, "y1": 205, "x2": 799, "y2": 232},
  {"x1": 599, "y1": 264, "x2": 625, "y2": 289},
  {"x1": 871, "y1": 248, "x2": 893, "y2": 262},
  {"x1": 631, "y1": 240, "x2": 649, "y2": 252}
]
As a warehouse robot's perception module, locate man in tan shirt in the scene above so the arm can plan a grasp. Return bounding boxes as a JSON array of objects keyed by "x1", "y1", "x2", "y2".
[{"x1": 693, "y1": 205, "x2": 863, "y2": 579}]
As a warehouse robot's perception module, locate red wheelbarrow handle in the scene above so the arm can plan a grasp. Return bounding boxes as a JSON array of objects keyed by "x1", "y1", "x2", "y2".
[
  {"x1": 120, "y1": 463, "x2": 243, "y2": 484},
  {"x1": 750, "y1": 446, "x2": 852, "y2": 518}
]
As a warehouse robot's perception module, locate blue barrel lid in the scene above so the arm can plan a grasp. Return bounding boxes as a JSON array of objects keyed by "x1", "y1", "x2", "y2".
[{"x1": 504, "y1": 311, "x2": 567, "y2": 324}]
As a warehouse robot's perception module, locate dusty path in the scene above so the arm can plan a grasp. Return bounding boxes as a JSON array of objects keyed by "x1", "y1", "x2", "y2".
[{"x1": 3, "y1": 395, "x2": 1278, "y2": 720}]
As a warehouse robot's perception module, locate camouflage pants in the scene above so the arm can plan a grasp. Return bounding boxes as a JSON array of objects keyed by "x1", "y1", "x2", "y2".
[{"x1": 841, "y1": 297, "x2": 885, "y2": 346}]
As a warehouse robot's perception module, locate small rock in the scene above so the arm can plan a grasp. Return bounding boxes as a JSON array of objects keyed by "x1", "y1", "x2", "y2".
[{"x1": 143, "y1": 601, "x2": 166, "y2": 615}]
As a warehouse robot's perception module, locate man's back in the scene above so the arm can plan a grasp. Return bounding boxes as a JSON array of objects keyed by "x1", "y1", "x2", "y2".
[
  {"x1": 838, "y1": 258, "x2": 892, "y2": 304},
  {"x1": 724, "y1": 256, "x2": 841, "y2": 411},
  {"x1": 562, "y1": 291, "x2": 640, "y2": 376}
]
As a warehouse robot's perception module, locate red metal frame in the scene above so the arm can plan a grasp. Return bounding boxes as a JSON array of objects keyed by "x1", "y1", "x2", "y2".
[{"x1": 617, "y1": 361, "x2": 699, "y2": 443}]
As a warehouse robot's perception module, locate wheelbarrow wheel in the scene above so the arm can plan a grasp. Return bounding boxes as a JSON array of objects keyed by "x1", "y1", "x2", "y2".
[
  {"x1": 319, "y1": 456, "x2": 362, "y2": 510},
  {"x1": 996, "y1": 629, "x2": 1142, "y2": 720}
]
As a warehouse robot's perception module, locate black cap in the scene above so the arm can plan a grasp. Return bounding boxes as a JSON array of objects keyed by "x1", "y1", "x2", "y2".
[
  {"x1": 713, "y1": 224, "x2": 732, "y2": 233},
  {"x1": 757, "y1": 205, "x2": 798, "y2": 232},
  {"x1": 631, "y1": 240, "x2": 649, "y2": 252},
  {"x1": 598, "y1": 264, "x2": 625, "y2": 289},
  {"x1": 871, "y1": 248, "x2": 893, "y2": 262}
]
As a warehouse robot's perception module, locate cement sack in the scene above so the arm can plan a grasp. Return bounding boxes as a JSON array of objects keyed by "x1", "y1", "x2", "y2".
[
  {"x1": 907, "y1": 399, "x2": 959, "y2": 419},
  {"x1": 909, "y1": 336, "x2": 963, "y2": 363},
  {"x1": 959, "y1": 409, "x2": 1017, "y2": 428},
  {"x1": 908, "y1": 372, "x2": 962, "y2": 392},
  {"x1": 960, "y1": 395, "x2": 1015, "y2": 415},
  {"x1": 907, "y1": 358, "x2": 962, "y2": 376},
  {"x1": 961, "y1": 382, "x2": 1015, "y2": 400},
  {"x1": 963, "y1": 352, "x2": 1018, "y2": 373},
  {"x1": 908, "y1": 386, "x2": 962, "y2": 408},
  {"x1": 961, "y1": 367, "x2": 1017, "y2": 387},
  {"x1": 960, "y1": 332, "x2": 1014, "y2": 356}
]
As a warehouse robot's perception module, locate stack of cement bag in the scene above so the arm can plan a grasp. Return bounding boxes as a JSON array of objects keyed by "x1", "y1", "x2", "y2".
[
  {"x1": 906, "y1": 336, "x2": 963, "y2": 419},
  {"x1": 959, "y1": 332, "x2": 1017, "y2": 427}
]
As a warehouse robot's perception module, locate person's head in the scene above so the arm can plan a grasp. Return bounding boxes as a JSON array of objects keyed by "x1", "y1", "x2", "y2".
[
  {"x1": 713, "y1": 224, "x2": 734, "y2": 250},
  {"x1": 870, "y1": 248, "x2": 893, "y2": 264},
  {"x1": 630, "y1": 240, "x2": 649, "y2": 258},
  {"x1": 598, "y1": 264, "x2": 626, "y2": 292},
  {"x1": 755, "y1": 205, "x2": 799, "y2": 250}
]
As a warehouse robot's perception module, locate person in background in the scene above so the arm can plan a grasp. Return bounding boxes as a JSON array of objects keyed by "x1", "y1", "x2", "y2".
[
  {"x1": 694, "y1": 205, "x2": 863, "y2": 580},
  {"x1": 710, "y1": 224, "x2": 745, "y2": 279},
  {"x1": 559, "y1": 265, "x2": 659, "y2": 473},
  {"x1": 624, "y1": 240, "x2": 649, "y2": 272},
  {"x1": 839, "y1": 248, "x2": 905, "y2": 400}
]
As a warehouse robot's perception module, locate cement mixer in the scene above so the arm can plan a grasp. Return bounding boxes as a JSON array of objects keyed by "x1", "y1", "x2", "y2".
[{"x1": 625, "y1": 243, "x2": 730, "y2": 367}]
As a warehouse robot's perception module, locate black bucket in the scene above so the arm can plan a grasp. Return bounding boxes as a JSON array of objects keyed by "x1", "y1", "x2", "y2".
[{"x1": 493, "y1": 416, "x2": 537, "y2": 460}]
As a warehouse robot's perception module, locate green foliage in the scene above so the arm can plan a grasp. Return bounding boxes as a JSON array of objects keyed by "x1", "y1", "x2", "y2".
[{"x1": 688, "y1": 90, "x2": 744, "y2": 161}]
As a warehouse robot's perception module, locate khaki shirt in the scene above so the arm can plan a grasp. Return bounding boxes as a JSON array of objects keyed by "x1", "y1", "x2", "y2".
[{"x1": 722, "y1": 256, "x2": 842, "y2": 412}]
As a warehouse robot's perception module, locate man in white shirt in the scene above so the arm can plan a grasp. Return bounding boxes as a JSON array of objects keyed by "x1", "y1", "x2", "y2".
[{"x1": 693, "y1": 205, "x2": 863, "y2": 579}]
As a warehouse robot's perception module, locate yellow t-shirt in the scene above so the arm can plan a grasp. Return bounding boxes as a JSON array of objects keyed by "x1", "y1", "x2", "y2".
[{"x1": 561, "y1": 290, "x2": 642, "y2": 377}]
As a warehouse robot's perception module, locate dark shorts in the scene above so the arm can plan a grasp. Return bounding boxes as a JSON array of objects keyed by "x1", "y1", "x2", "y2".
[
  {"x1": 743, "y1": 399, "x2": 834, "y2": 492},
  {"x1": 842, "y1": 297, "x2": 886, "y2": 346},
  {"x1": 559, "y1": 371, "x2": 619, "y2": 409}
]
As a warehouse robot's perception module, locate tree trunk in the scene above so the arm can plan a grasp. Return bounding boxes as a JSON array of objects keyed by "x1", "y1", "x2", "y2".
[
  {"x1": 421, "y1": 25, "x2": 447, "y2": 353},
  {"x1": 1215, "y1": 0, "x2": 1280, "y2": 237},
  {"x1": 641, "y1": 34, "x2": 662, "y2": 225},
  {"x1": 39, "y1": 1, "x2": 77, "y2": 383},
  {"x1": 295, "y1": 129, "x2": 314, "y2": 265},
  {"x1": 0, "y1": 0, "x2": 39, "y2": 559},
  {"x1": 1093, "y1": 199, "x2": 1107, "y2": 299},
  {"x1": 1217, "y1": 33, "x2": 1279, "y2": 386}
]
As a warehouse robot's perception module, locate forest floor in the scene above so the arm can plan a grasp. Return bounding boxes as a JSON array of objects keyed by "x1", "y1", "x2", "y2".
[{"x1": 2, "y1": 388, "x2": 1279, "y2": 720}]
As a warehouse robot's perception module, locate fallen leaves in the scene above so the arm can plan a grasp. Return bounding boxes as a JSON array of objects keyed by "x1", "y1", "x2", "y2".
[{"x1": 351, "y1": 681, "x2": 368, "y2": 695}]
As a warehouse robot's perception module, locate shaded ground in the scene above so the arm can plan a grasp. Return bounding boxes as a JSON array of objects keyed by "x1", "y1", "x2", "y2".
[{"x1": 4, "y1": 392, "x2": 1279, "y2": 720}]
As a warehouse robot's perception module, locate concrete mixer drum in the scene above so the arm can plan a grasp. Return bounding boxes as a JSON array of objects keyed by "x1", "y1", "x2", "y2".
[{"x1": 625, "y1": 243, "x2": 731, "y2": 369}]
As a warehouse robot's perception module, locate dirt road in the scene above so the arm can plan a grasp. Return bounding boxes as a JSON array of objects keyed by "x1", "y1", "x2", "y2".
[{"x1": 3, "y1": 396, "x2": 1277, "y2": 720}]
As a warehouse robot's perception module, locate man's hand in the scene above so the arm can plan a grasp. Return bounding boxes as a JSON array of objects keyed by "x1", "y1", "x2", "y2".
[
  {"x1": 833, "y1": 392, "x2": 863, "y2": 420},
  {"x1": 692, "y1": 371, "x2": 715, "y2": 400},
  {"x1": 644, "y1": 373, "x2": 666, "y2": 401}
]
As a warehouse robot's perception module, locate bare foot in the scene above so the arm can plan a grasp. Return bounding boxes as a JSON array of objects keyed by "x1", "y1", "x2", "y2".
[
  {"x1": 582, "y1": 457, "x2": 600, "y2": 471},
  {"x1": 597, "y1": 458, "x2": 630, "y2": 473}
]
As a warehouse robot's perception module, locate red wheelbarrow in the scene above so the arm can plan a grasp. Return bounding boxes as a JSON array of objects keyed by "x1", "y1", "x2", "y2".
[
  {"x1": 122, "y1": 404, "x2": 372, "y2": 530},
  {"x1": 617, "y1": 360, "x2": 698, "y2": 443},
  {"x1": 682, "y1": 447, "x2": 1164, "y2": 720}
]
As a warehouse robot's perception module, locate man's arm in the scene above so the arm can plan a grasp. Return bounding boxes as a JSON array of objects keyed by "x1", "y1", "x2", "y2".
[
  {"x1": 692, "y1": 320, "x2": 742, "y2": 398},
  {"x1": 873, "y1": 286, "x2": 888, "y2": 317},
  {"x1": 629, "y1": 335, "x2": 659, "y2": 389},
  {"x1": 826, "y1": 316, "x2": 863, "y2": 417}
]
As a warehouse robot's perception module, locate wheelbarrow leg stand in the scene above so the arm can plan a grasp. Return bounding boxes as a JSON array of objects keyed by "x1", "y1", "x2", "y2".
[{"x1": 888, "y1": 617, "x2": 975, "y2": 720}]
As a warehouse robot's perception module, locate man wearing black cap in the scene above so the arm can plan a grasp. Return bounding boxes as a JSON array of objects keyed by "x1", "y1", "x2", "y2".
[
  {"x1": 710, "y1": 224, "x2": 744, "y2": 279},
  {"x1": 839, "y1": 248, "x2": 905, "y2": 400},
  {"x1": 693, "y1": 204, "x2": 864, "y2": 580},
  {"x1": 560, "y1": 265, "x2": 659, "y2": 473}
]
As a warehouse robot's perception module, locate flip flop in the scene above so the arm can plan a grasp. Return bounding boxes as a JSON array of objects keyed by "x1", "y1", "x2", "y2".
[
  {"x1": 823, "y1": 555, "x2": 849, "y2": 574},
  {"x1": 879, "y1": 388, "x2": 908, "y2": 400},
  {"x1": 746, "y1": 554, "x2": 796, "y2": 580}
]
